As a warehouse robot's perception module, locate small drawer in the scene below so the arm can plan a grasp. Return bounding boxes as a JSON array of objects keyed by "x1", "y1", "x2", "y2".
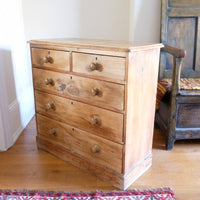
[
  {"x1": 72, "y1": 52, "x2": 126, "y2": 82},
  {"x1": 33, "y1": 68, "x2": 124, "y2": 111},
  {"x1": 36, "y1": 114, "x2": 123, "y2": 173},
  {"x1": 31, "y1": 48, "x2": 70, "y2": 71},
  {"x1": 35, "y1": 90, "x2": 124, "y2": 143}
]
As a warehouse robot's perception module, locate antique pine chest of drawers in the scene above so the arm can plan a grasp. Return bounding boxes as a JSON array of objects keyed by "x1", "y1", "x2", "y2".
[{"x1": 29, "y1": 38, "x2": 163, "y2": 189}]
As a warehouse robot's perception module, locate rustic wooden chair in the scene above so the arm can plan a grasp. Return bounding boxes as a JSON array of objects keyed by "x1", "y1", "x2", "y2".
[{"x1": 155, "y1": 0, "x2": 200, "y2": 150}]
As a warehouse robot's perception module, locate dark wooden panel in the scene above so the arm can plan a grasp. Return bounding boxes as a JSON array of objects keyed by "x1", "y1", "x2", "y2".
[
  {"x1": 166, "y1": 17, "x2": 197, "y2": 71},
  {"x1": 159, "y1": 0, "x2": 168, "y2": 79},
  {"x1": 159, "y1": 101, "x2": 170, "y2": 124},
  {"x1": 162, "y1": 71, "x2": 200, "y2": 78},
  {"x1": 177, "y1": 95, "x2": 200, "y2": 103},
  {"x1": 169, "y1": 9, "x2": 200, "y2": 17},
  {"x1": 175, "y1": 129, "x2": 200, "y2": 139},
  {"x1": 195, "y1": 17, "x2": 200, "y2": 71},
  {"x1": 169, "y1": 0, "x2": 200, "y2": 8},
  {"x1": 177, "y1": 104, "x2": 200, "y2": 128}
]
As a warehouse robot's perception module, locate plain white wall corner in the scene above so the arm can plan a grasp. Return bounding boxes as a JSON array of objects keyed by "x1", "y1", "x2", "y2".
[{"x1": 129, "y1": 0, "x2": 161, "y2": 42}]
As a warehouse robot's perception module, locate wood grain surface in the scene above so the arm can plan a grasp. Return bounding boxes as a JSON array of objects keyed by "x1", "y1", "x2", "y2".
[
  {"x1": 30, "y1": 38, "x2": 162, "y2": 189},
  {"x1": 29, "y1": 38, "x2": 163, "y2": 52},
  {"x1": 37, "y1": 114, "x2": 123, "y2": 173},
  {"x1": 33, "y1": 68, "x2": 125, "y2": 111},
  {"x1": 31, "y1": 48, "x2": 70, "y2": 71},
  {"x1": 169, "y1": 0, "x2": 200, "y2": 7},
  {"x1": 177, "y1": 104, "x2": 200, "y2": 128},
  {"x1": 72, "y1": 52, "x2": 126, "y2": 82},
  {"x1": 124, "y1": 48, "x2": 160, "y2": 173},
  {"x1": 35, "y1": 90, "x2": 124, "y2": 144}
]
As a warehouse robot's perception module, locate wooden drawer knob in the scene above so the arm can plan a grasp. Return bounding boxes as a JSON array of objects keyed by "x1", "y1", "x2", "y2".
[
  {"x1": 90, "y1": 115, "x2": 100, "y2": 125},
  {"x1": 48, "y1": 128, "x2": 56, "y2": 135},
  {"x1": 91, "y1": 144, "x2": 100, "y2": 153},
  {"x1": 46, "y1": 102, "x2": 55, "y2": 110},
  {"x1": 91, "y1": 88, "x2": 100, "y2": 96},
  {"x1": 89, "y1": 63, "x2": 102, "y2": 71},
  {"x1": 45, "y1": 78, "x2": 54, "y2": 85},
  {"x1": 42, "y1": 55, "x2": 54, "y2": 64}
]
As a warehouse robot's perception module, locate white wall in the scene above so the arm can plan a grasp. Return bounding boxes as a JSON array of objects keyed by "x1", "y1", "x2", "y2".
[
  {"x1": 22, "y1": 0, "x2": 161, "y2": 42},
  {"x1": 22, "y1": 0, "x2": 130, "y2": 41},
  {"x1": 22, "y1": 0, "x2": 81, "y2": 40},
  {"x1": 75, "y1": 0, "x2": 130, "y2": 40},
  {"x1": 130, "y1": 0, "x2": 161, "y2": 42},
  {"x1": 0, "y1": 50, "x2": 12, "y2": 150},
  {"x1": 0, "y1": 0, "x2": 34, "y2": 151}
]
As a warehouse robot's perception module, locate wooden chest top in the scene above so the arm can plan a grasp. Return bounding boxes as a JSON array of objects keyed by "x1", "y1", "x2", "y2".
[{"x1": 29, "y1": 38, "x2": 162, "y2": 52}]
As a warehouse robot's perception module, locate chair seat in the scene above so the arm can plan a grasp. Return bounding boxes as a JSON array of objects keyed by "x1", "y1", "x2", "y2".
[{"x1": 156, "y1": 78, "x2": 200, "y2": 109}]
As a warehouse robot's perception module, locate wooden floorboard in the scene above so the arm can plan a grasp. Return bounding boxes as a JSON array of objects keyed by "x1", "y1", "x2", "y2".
[{"x1": 0, "y1": 117, "x2": 200, "y2": 199}]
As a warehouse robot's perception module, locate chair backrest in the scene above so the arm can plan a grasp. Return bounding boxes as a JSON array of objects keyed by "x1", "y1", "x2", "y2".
[{"x1": 159, "y1": 0, "x2": 200, "y2": 79}]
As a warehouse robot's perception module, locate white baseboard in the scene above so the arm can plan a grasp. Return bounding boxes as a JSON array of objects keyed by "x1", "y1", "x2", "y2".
[
  {"x1": 12, "y1": 124, "x2": 24, "y2": 145},
  {"x1": 8, "y1": 99, "x2": 23, "y2": 145},
  {"x1": 18, "y1": 88, "x2": 35, "y2": 128},
  {"x1": 8, "y1": 88, "x2": 35, "y2": 146}
]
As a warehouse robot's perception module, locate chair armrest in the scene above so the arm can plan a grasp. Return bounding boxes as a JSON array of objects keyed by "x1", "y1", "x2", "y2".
[
  {"x1": 161, "y1": 45, "x2": 186, "y2": 101},
  {"x1": 162, "y1": 45, "x2": 186, "y2": 58}
]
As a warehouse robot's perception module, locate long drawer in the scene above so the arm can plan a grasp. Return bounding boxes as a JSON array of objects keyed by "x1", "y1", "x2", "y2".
[
  {"x1": 35, "y1": 90, "x2": 124, "y2": 143},
  {"x1": 36, "y1": 114, "x2": 123, "y2": 173},
  {"x1": 31, "y1": 48, "x2": 70, "y2": 71},
  {"x1": 33, "y1": 68, "x2": 124, "y2": 111},
  {"x1": 72, "y1": 52, "x2": 126, "y2": 82}
]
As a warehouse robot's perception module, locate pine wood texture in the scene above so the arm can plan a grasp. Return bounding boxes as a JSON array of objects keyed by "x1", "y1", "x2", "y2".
[
  {"x1": 125, "y1": 48, "x2": 160, "y2": 173},
  {"x1": 29, "y1": 38, "x2": 162, "y2": 189},
  {"x1": 35, "y1": 90, "x2": 124, "y2": 144},
  {"x1": 32, "y1": 68, "x2": 125, "y2": 111},
  {"x1": 1, "y1": 118, "x2": 200, "y2": 200},
  {"x1": 31, "y1": 48, "x2": 70, "y2": 71},
  {"x1": 36, "y1": 114, "x2": 123, "y2": 173},
  {"x1": 28, "y1": 38, "x2": 163, "y2": 53},
  {"x1": 72, "y1": 52, "x2": 126, "y2": 82}
]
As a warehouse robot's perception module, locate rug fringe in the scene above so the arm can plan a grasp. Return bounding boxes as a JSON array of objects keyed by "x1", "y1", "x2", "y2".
[
  {"x1": 0, "y1": 188, "x2": 176, "y2": 200},
  {"x1": 106, "y1": 187, "x2": 174, "y2": 193},
  {"x1": 0, "y1": 187, "x2": 174, "y2": 194}
]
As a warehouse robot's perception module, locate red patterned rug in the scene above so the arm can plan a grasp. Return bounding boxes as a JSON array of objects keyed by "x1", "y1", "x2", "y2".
[{"x1": 0, "y1": 188, "x2": 176, "y2": 199}]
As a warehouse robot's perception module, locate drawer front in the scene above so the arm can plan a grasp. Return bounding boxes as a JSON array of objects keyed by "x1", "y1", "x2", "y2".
[
  {"x1": 35, "y1": 91, "x2": 124, "y2": 143},
  {"x1": 177, "y1": 104, "x2": 200, "y2": 128},
  {"x1": 33, "y1": 68, "x2": 124, "y2": 110},
  {"x1": 72, "y1": 53, "x2": 126, "y2": 82},
  {"x1": 36, "y1": 114, "x2": 123, "y2": 173},
  {"x1": 31, "y1": 48, "x2": 70, "y2": 71}
]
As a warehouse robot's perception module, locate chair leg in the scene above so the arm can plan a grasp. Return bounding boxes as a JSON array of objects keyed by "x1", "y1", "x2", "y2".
[
  {"x1": 166, "y1": 113, "x2": 176, "y2": 150},
  {"x1": 166, "y1": 134, "x2": 175, "y2": 150}
]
